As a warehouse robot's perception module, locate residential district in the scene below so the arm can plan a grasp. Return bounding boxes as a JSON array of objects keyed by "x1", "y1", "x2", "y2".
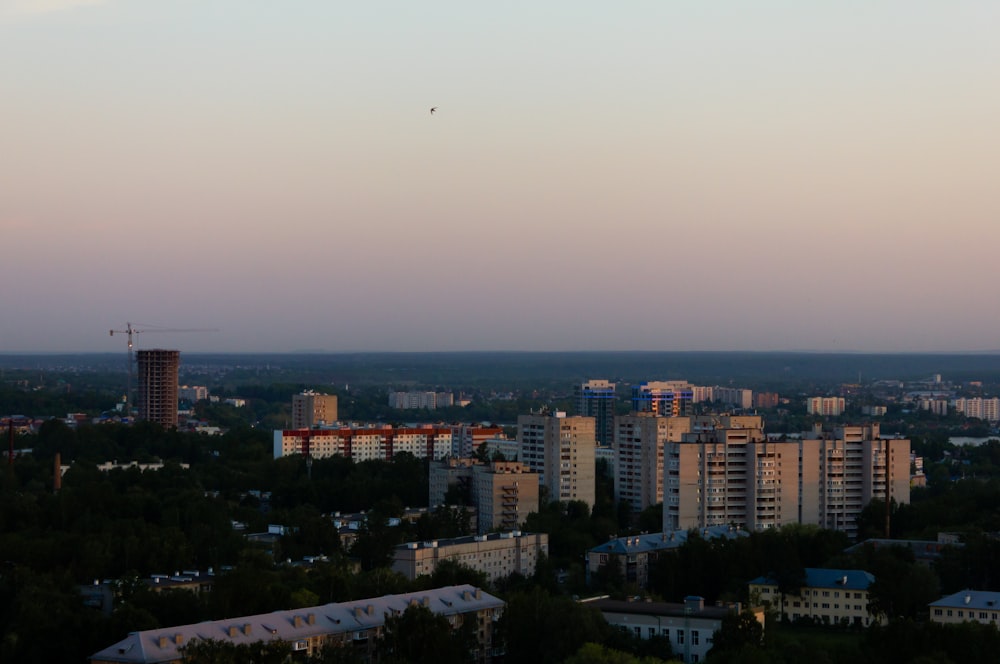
[{"x1": 3, "y1": 355, "x2": 1000, "y2": 663}]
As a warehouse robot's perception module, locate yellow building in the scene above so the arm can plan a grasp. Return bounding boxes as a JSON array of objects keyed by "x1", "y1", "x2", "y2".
[
  {"x1": 929, "y1": 590, "x2": 1000, "y2": 626},
  {"x1": 748, "y1": 568, "x2": 880, "y2": 627},
  {"x1": 392, "y1": 531, "x2": 548, "y2": 582}
]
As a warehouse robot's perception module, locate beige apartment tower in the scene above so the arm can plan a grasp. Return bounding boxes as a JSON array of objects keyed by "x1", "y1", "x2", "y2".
[
  {"x1": 291, "y1": 391, "x2": 338, "y2": 428},
  {"x1": 614, "y1": 414, "x2": 691, "y2": 513},
  {"x1": 473, "y1": 461, "x2": 540, "y2": 534},
  {"x1": 518, "y1": 412, "x2": 596, "y2": 508},
  {"x1": 136, "y1": 349, "x2": 180, "y2": 428}
]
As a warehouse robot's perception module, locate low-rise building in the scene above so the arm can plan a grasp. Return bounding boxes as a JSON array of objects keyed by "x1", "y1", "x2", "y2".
[
  {"x1": 90, "y1": 584, "x2": 503, "y2": 664},
  {"x1": 929, "y1": 589, "x2": 1000, "y2": 626},
  {"x1": 748, "y1": 568, "x2": 879, "y2": 627},
  {"x1": 586, "y1": 527, "x2": 747, "y2": 590},
  {"x1": 392, "y1": 531, "x2": 547, "y2": 582},
  {"x1": 585, "y1": 595, "x2": 763, "y2": 664}
]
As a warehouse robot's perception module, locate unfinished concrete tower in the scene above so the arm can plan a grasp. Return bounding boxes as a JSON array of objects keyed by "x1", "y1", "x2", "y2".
[{"x1": 137, "y1": 349, "x2": 180, "y2": 428}]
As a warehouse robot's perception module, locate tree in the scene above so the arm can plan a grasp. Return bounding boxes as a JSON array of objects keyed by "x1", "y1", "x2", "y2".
[
  {"x1": 376, "y1": 604, "x2": 470, "y2": 664},
  {"x1": 179, "y1": 637, "x2": 292, "y2": 663},
  {"x1": 709, "y1": 611, "x2": 764, "y2": 656}
]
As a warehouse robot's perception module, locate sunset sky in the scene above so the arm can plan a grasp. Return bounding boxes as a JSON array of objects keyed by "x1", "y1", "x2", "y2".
[{"x1": 2, "y1": 1, "x2": 999, "y2": 353}]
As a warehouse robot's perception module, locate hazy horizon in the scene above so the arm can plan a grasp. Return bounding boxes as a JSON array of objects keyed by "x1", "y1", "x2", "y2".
[{"x1": 3, "y1": 2, "x2": 999, "y2": 354}]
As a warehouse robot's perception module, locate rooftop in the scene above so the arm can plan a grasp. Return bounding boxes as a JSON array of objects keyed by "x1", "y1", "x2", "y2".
[{"x1": 930, "y1": 589, "x2": 1000, "y2": 611}]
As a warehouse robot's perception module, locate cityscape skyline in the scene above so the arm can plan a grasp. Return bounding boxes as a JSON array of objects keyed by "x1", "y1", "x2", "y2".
[{"x1": 3, "y1": 2, "x2": 999, "y2": 354}]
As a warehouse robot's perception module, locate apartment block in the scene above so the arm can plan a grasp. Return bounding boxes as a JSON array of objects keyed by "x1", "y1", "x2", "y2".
[
  {"x1": 664, "y1": 418, "x2": 800, "y2": 532},
  {"x1": 662, "y1": 421, "x2": 908, "y2": 536},
  {"x1": 90, "y1": 585, "x2": 503, "y2": 664},
  {"x1": 575, "y1": 379, "x2": 617, "y2": 446},
  {"x1": 517, "y1": 412, "x2": 596, "y2": 508},
  {"x1": 631, "y1": 381, "x2": 694, "y2": 417},
  {"x1": 953, "y1": 397, "x2": 1000, "y2": 422},
  {"x1": 449, "y1": 424, "x2": 506, "y2": 458},
  {"x1": 748, "y1": 568, "x2": 880, "y2": 627},
  {"x1": 273, "y1": 425, "x2": 454, "y2": 462},
  {"x1": 929, "y1": 590, "x2": 1000, "y2": 626},
  {"x1": 806, "y1": 396, "x2": 846, "y2": 416},
  {"x1": 291, "y1": 391, "x2": 338, "y2": 429},
  {"x1": 587, "y1": 526, "x2": 746, "y2": 590},
  {"x1": 429, "y1": 459, "x2": 539, "y2": 534},
  {"x1": 392, "y1": 532, "x2": 548, "y2": 582},
  {"x1": 799, "y1": 424, "x2": 911, "y2": 534},
  {"x1": 587, "y1": 596, "x2": 763, "y2": 664},
  {"x1": 613, "y1": 414, "x2": 691, "y2": 512},
  {"x1": 473, "y1": 462, "x2": 539, "y2": 534},
  {"x1": 388, "y1": 391, "x2": 455, "y2": 410}
]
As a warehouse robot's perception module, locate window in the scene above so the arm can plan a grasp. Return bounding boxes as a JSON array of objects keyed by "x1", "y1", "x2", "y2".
[
  {"x1": 677, "y1": 630, "x2": 684, "y2": 645},
  {"x1": 692, "y1": 631, "x2": 700, "y2": 645}
]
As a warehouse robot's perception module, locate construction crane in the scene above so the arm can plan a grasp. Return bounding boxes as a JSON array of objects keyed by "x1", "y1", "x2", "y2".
[{"x1": 109, "y1": 322, "x2": 218, "y2": 416}]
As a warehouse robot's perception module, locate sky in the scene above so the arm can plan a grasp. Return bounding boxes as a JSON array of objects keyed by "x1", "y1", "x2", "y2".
[{"x1": 2, "y1": 1, "x2": 999, "y2": 354}]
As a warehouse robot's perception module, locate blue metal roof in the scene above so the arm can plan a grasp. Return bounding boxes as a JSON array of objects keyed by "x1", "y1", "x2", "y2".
[{"x1": 749, "y1": 568, "x2": 874, "y2": 591}]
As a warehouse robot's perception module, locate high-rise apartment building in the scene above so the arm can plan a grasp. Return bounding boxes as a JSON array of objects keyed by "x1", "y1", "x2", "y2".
[
  {"x1": 429, "y1": 459, "x2": 540, "y2": 534},
  {"x1": 806, "y1": 396, "x2": 846, "y2": 416},
  {"x1": 136, "y1": 349, "x2": 180, "y2": 428},
  {"x1": 631, "y1": 381, "x2": 694, "y2": 417},
  {"x1": 799, "y1": 424, "x2": 910, "y2": 533},
  {"x1": 663, "y1": 420, "x2": 909, "y2": 536},
  {"x1": 473, "y1": 462, "x2": 540, "y2": 534},
  {"x1": 291, "y1": 391, "x2": 338, "y2": 428},
  {"x1": 614, "y1": 414, "x2": 691, "y2": 513},
  {"x1": 517, "y1": 412, "x2": 596, "y2": 508},
  {"x1": 575, "y1": 379, "x2": 616, "y2": 446}
]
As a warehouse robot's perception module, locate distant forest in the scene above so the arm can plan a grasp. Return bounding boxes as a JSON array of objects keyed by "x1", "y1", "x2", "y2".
[{"x1": 4, "y1": 351, "x2": 1000, "y2": 392}]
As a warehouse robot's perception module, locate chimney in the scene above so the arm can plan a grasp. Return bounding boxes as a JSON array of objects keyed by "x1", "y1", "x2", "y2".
[
  {"x1": 175, "y1": 633, "x2": 184, "y2": 646},
  {"x1": 228, "y1": 626, "x2": 238, "y2": 638},
  {"x1": 367, "y1": 604, "x2": 375, "y2": 616},
  {"x1": 293, "y1": 616, "x2": 303, "y2": 628},
  {"x1": 158, "y1": 636, "x2": 168, "y2": 648},
  {"x1": 243, "y1": 623, "x2": 252, "y2": 635},
  {"x1": 307, "y1": 613, "x2": 315, "y2": 625}
]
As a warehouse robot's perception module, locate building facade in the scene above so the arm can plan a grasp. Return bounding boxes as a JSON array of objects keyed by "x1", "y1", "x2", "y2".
[
  {"x1": 806, "y1": 396, "x2": 846, "y2": 416},
  {"x1": 748, "y1": 568, "x2": 879, "y2": 627},
  {"x1": 90, "y1": 585, "x2": 503, "y2": 664},
  {"x1": 291, "y1": 391, "x2": 338, "y2": 429},
  {"x1": 473, "y1": 462, "x2": 540, "y2": 534},
  {"x1": 613, "y1": 414, "x2": 691, "y2": 512},
  {"x1": 631, "y1": 381, "x2": 694, "y2": 417},
  {"x1": 586, "y1": 596, "x2": 763, "y2": 664},
  {"x1": 273, "y1": 425, "x2": 457, "y2": 462},
  {"x1": 517, "y1": 412, "x2": 596, "y2": 507},
  {"x1": 929, "y1": 590, "x2": 1000, "y2": 626},
  {"x1": 586, "y1": 527, "x2": 746, "y2": 589},
  {"x1": 575, "y1": 379, "x2": 617, "y2": 446},
  {"x1": 391, "y1": 532, "x2": 548, "y2": 582},
  {"x1": 136, "y1": 349, "x2": 180, "y2": 428},
  {"x1": 663, "y1": 421, "x2": 909, "y2": 536}
]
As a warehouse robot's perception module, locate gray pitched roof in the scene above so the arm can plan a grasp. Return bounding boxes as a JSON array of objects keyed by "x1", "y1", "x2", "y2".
[
  {"x1": 90, "y1": 584, "x2": 502, "y2": 663},
  {"x1": 930, "y1": 589, "x2": 1000, "y2": 611}
]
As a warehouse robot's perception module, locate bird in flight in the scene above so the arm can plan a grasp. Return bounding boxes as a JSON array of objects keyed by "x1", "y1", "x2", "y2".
[{"x1": 430, "y1": 107, "x2": 437, "y2": 115}]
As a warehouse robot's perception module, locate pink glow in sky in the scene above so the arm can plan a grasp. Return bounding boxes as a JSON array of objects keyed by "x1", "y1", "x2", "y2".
[{"x1": 2, "y1": 2, "x2": 999, "y2": 353}]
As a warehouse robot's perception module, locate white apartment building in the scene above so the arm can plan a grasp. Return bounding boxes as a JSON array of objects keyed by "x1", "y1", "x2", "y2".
[
  {"x1": 388, "y1": 391, "x2": 455, "y2": 410},
  {"x1": 178, "y1": 385, "x2": 209, "y2": 402},
  {"x1": 587, "y1": 596, "x2": 763, "y2": 664},
  {"x1": 518, "y1": 412, "x2": 596, "y2": 508},
  {"x1": 952, "y1": 397, "x2": 1000, "y2": 422}
]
